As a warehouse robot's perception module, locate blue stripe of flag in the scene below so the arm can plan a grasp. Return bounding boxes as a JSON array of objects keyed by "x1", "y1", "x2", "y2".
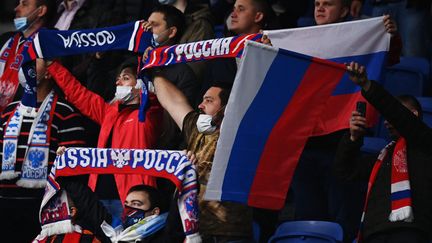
[
  {"x1": 330, "y1": 51, "x2": 387, "y2": 95},
  {"x1": 221, "y1": 49, "x2": 313, "y2": 203}
]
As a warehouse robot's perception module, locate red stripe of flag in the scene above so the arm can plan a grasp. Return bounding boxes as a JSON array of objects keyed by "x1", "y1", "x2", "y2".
[
  {"x1": 311, "y1": 93, "x2": 378, "y2": 136},
  {"x1": 248, "y1": 59, "x2": 346, "y2": 209}
]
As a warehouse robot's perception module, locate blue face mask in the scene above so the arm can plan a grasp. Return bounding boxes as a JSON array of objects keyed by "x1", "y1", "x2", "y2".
[
  {"x1": 14, "y1": 17, "x2": 28, "y2": 31},
  {"x1": 14, "y1": 7, "x2": 40, "y2": 32}
]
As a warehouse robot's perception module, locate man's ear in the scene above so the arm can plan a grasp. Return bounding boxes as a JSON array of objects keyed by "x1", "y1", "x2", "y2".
[
  {"x1": 38, "y1": 6, "x2": 47, "y2": 19},
  {"x1": 340, "y1": 7, "x2": 349, "y2": 19},
  {"x1": 152, "y1": 207, "x2": 160, "y2": 216},
  {"x1": 412, "y1": 109, "x2": 419, "y2": 117},
  {"x1": 254, "y1": 11, "x2": 264, "y2": 24},
  {"x1": 70, "y1": 206, "x2": 77, "y2": 218},
  {"x1": 168, "y1": 27, "x2": 178, "y2": 40}
]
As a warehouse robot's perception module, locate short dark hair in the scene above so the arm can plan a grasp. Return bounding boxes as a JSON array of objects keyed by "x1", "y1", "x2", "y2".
[
  {"x1": 152, "y1": 5, "x2": 186, "y2": 43},
  {"x1": 212, "y1": 82, "x2": 232, "y2": 107},
  {"x1": 250, "y1": 0, "x2": 273, "y2": 29},
  {"x1": 127, "y1": 185, "x2": 164, "y2": 211},
  {"x1": 397, "y1": 95, "x2": 423, "y2": 120},
  {"x1": 36, "y1": 0, "x2": 57, "y2": 28},
  {"x1": 118, "y1": 57, "x2": 138, "y2": 77}
]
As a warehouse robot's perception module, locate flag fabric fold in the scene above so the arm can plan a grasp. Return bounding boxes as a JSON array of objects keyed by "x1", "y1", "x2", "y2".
[
  {"x1": 205, "y1": 41, "x2": 347, "y2": 209},
  {"x1": 264, "y1": 16, "x2": 390, "y2": 136}
]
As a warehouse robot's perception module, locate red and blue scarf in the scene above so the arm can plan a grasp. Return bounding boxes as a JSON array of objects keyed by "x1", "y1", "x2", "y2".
[
  {"x1": 0, "y1": 91, "x2": 57, "y2": 188},
  {"x1": 34, "y1": 148, "x2": 201, "y2": 242},
  {"x1": 0, "y1": 33, "x2": 36, "y2": 112},
  {"x1": 357, "y1": 137, "x2": 413, "y2": 242}
]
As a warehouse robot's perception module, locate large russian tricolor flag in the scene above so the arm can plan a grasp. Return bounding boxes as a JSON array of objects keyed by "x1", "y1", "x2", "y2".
[
  {"x1": 264, "y1": 16, "x2": 390, "y2": 136},
  {"x1": 205, "y1": 41, "x2": 347, "y2": 210}
]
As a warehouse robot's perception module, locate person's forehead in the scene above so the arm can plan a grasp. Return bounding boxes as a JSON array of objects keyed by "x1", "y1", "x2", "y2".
[
  {"x1": 120, "y1": 68, "x2": 134, "y2": 75},
  {"x1": 205, "y1": 87, "x2": 222, "y2": 97},
  {"x1": 127, "y1": 190, "x2": 149, "y2": 201},
  {"x1": 235, "y1": 0, "x2": 254, "y2": 8},
  {"x1": 315, "y1": 0, "x2": 341, "y2": 4},
  {"x1": 149, "y1": 12, "x2": 166, "y2": 23},
  {"x1": 21, "y1": 0, "x2": 37, "y2": 6}
]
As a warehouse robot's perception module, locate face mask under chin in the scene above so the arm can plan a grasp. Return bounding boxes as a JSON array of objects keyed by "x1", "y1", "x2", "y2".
[
  {"x1": 151, "y1": 28, "x2": 171, "y2": 47},
  {"x1": 14, "y1": 7, "x2": 41, "y2": 32},
  {"x1": 114, "y1": 86, "x2": 135, "y2": 104}
]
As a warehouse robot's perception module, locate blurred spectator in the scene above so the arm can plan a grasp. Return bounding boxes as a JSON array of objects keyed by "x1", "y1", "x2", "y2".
[
  {"x1": 44, "y1": 58, "x2": 163, "y2": 228},
  {"x1": 162, "y1": 0, "x2": 215, "y2": 101},
  {"x1": 52, "y1": 0, "x2": 123, "y2": 91},
  {"x1": 369, "y1": 0, "x2": 431, "y2": 58},
  {"x1": 111, "y1": 0, "x2": 159, "y2": 23},
  {"x1": 334, "y1": 62, "x2": 432, "y2": 242},
  {"x1": 270, "y1": 0, "x2": 309, "y2": 28},
  {"x1": 0, "y1": 0, "x2": 56, "y2": 112},
  {"x1": 210, "y1": 0, "x2": 235, "y2": 25},
  {"x1": 0, "y1": 58, "x2": 86, "y2": 242}
]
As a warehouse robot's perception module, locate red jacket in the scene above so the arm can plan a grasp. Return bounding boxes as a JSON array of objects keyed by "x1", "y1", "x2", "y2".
[{"x1": 47, "y1": 62, "x2": 163, "y2": 202}]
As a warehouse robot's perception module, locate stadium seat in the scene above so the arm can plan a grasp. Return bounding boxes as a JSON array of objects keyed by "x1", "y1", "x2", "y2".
[
  {"x1": 360, "y1": 136, "x2": 388, "y2": 154},
  {"x1": 268, "y1": 221, "x2": 343, "y2": 243},
  {"x1": 382, "y1": 57, "x2": 430, "y2": 96}
]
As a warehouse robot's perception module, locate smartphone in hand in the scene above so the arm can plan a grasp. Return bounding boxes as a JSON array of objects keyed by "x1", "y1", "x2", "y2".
[{"x1": 356, "y1": 101, "x2": 367, "y2": 117}]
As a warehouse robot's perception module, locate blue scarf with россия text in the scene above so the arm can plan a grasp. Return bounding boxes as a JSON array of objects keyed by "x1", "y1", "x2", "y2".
[{"x1": 22, "y1": 21, "x2": 155, "y2": 121}]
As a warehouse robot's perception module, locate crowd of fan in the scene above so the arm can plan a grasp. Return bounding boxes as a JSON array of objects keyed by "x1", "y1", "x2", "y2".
[{"x1": 0, "y1": 0, "x2": 431, "y2": 242}]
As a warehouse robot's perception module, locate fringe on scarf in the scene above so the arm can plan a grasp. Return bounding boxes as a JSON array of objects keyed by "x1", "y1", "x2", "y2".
[{"x1": 389, "y1": 206, "x2": 414, "y2": 222}]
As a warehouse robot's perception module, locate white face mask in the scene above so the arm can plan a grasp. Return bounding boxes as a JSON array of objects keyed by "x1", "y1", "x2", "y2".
[
  {"x1": 196, "y1": 114, "x2": 216, "y2": 134},
  {"x1": 114, "y1": 86, "x2": 134, "y2": 103},
  {"x1": 151, "y1": 28, "x2": 170, "y2": 47}
]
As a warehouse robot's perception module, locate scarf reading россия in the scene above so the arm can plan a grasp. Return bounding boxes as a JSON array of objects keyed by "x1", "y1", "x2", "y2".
[
  {"x1": 34, "y1": 148, "x2": 201, "y2": 243},
  {"x1": 23, "y1": 21, "x2": 153, "y2": 62},
  {"x1": 0, "y1": 91, "x2": 57, "y2": 188},
  {"x1": 141, "y1": 33, "x2": 262, "y2": 70}
]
